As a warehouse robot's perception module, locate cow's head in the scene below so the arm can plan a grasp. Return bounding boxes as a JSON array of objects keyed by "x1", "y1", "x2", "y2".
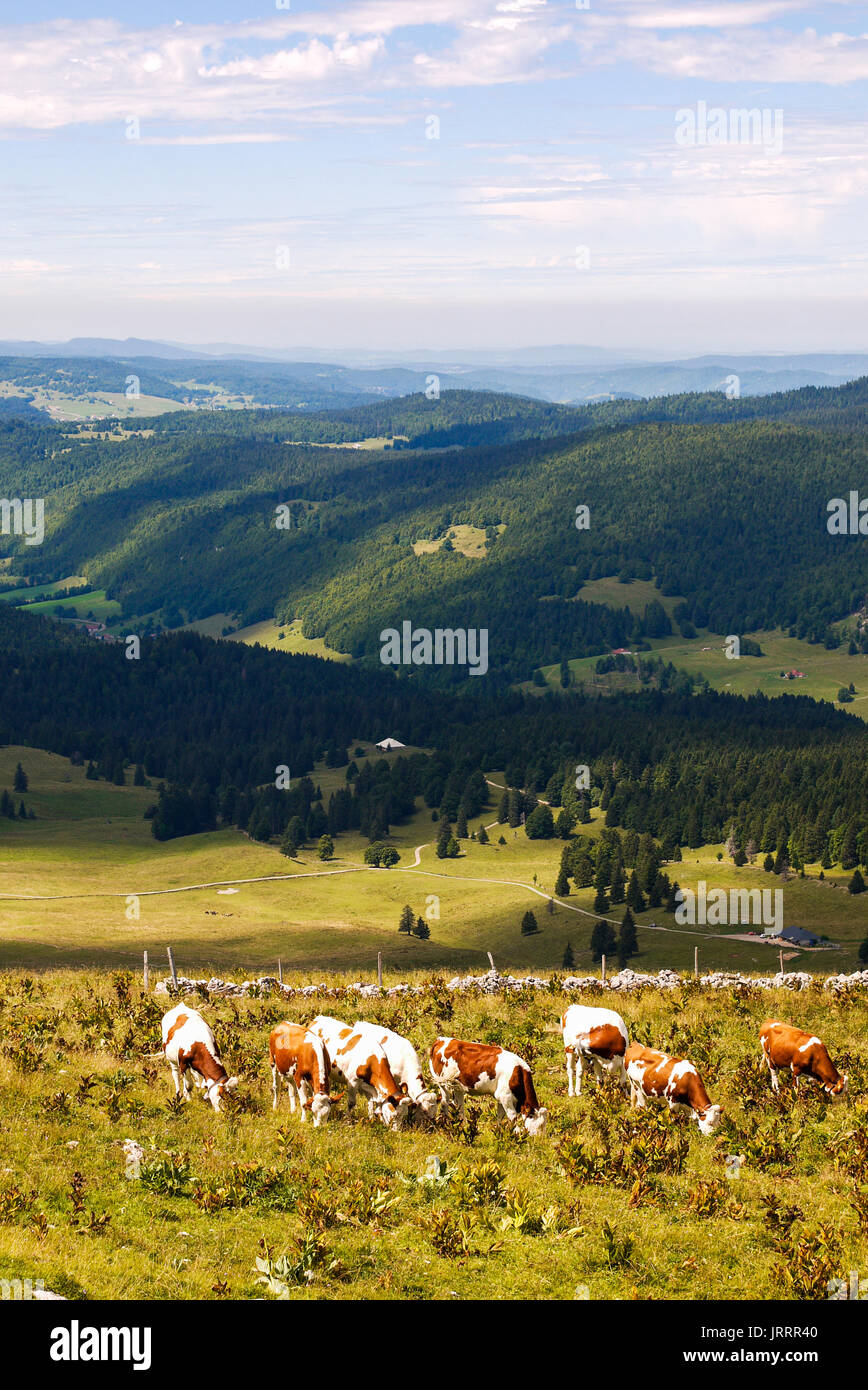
[
  {"x1": 412, "y1": 1090, "x2": 440, "y2": 1125},
  {"x1": 207, "y1": 1075, "x2": 239, "y2": 1113},
  {"x1": 696, "y1": 1103, "x2": 723, "y2": 1136},
  {"x1": 827, "y1": 1074, "x2": 849, "y2": 1101},
  {"x1": 523, "y1": 1106, "x2": 549, "y2": 1137},
  {"x1": 310, "y1": 1092, "x2": 336, "y2": 1127},
  {"x1": 378, "y1": 1094, "x2": 413, "y2": 1130}
]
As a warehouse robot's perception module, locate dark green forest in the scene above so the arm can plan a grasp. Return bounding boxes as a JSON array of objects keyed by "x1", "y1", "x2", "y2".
[
  {"x1": 2, "y1": 381, "x2": 868, "y2": 680},
  {"x1": 1, "y1": 604, "x2": 867, "y2": 872}
]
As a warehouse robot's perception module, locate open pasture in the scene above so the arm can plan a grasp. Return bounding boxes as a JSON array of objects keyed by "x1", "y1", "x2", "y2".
[
  {"x1": 2, "y1": 747, "x2": 867, "y2": 975},
  {"x1": 0, "y1": 970, "x2": 865, "y2": 1301}
]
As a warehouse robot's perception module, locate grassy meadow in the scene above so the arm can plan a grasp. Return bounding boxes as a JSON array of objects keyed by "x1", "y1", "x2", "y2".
[
  {"x1": 539, "y1": 576, "x2": 868, "y2": 718},
  {"x1": 1, "y1": 747, "x2": 867, "y2": 977},
  {"x1": 0, "y1": 968, "x2": 865, "y2": 1301}
]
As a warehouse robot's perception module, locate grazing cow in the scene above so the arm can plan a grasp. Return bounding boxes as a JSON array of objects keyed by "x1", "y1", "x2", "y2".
[
  {"x1": 350, "y1": 1021, "x2": 440, "y2": 1123},
  {"x1": 759, "y1": 1020, "x2": 848, "y2": 1100},
  {"x1": 625, "y1": 1043, "x2": 723, "y2": 1135},
  {"x1": 269, "y1": 1022, "x2": 335, "y2": 1126},
  {"x1": 308, "y1": 1015, "x2": 412, "y2": 1129},
  {"x1": 561, "y1": 1005, "x2": 630, "y2": 1096},
  {"x1": 161, "y1": 1003, "x2": 238, "y2": 1113},
  {"x1": 429, "y1": 1037, "x2": 549, "y2": 1135}
]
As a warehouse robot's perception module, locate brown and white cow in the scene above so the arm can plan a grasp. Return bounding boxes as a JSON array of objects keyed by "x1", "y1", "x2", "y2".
[
  {"x1": 759, "y1": 1019, "x2": 848, "y2": 1100},
  {"x1": 350, "y1": 1021, "x2": 440, "y2": 1123},
  {"x1": 561, "y1": 1005, "x2": 630, "y2": 1096},
  {"x1": 269, "y1": 1022, "x2": 335, "y2": 1126},
  {"x1": 308, "y1": 1015, "x2": 412, "y2": 1129},
  {"x1": 429, "y1": 1037, "x2": 549, "y2": 1135},
  {"x1": 625, "y1": 1042, "x2": 723, "y2": 1135},
  {"x1": 161, "y1": 1003, "x2": 238, "y2": 1113}
]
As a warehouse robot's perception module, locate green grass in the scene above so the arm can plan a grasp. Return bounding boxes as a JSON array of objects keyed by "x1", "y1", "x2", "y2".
[
  {"x1": 228, "y1": 618, "x2": 352, "y2": 661},
  {"x1": 0, "y1": 577, "x2": 86, "y2": 605},
  {"x1": 574, "y1": 575, "x2": 684, "y2": 620},
  {"x1": 0, "y1": 968, "x2": 865, "y2": 1300},
  {"x1": 538, "y1": 576, "x2": 868, "y2": 718},
  {"x1": 1, "y1": 748, "x2": 866, "y2": 976},
  {"x1": 19, "y1": 589, "x2": 121, "y2": 621}
]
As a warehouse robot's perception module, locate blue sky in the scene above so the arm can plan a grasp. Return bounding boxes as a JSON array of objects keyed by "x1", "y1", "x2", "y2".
[{"x1": 1, "y1": 1, "x2": 866, "y2": 352}]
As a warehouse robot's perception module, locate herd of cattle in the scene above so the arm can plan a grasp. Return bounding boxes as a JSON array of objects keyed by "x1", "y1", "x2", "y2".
[{"x1": 160, "y1": 1001, "x2": 850, "y2": 1132}]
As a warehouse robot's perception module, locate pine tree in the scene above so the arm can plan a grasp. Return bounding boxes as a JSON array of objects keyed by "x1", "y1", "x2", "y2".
[
  {"x1": 456, "y1": 805, "x2": 468, "y2": 838},
  {"x1": 436, "y1": 820, "x2": 451, "y2": 859},
  {"x1": 520, "y1": 910, "x2": 539, "y2": 936},
  {"x1": 317, "y1": 833, "x2": 334, "y2": 861},
  {"x1": 590, "y1": 920, "x2": 616, "y2": 962},
  {"x1": 477, "y1": 824, "x2": 489, "y2": 845},
  {"x1": 625, "y1": 870, "x2": 646, "y2": 912},
  {"x1": 609, "y1": 864, "x2": 626, "y2": 904},
  {"x1": 398, "y1": 904, "x2": 415, "y2": 933},
  {"x1": 841, "y1": 821, "x2": 859, "y2": 871},
  {"x1": 556, "y1": 808, "x2": 574, "y2": 839},
  {"x1": 13, "y1": 763, "x2": 27, "y2": 793},
  {"x1": 446, "y1": 835, "x2": 460, "y2": 858},
  {"x1": 497, "y1": 791, "x2": 509, "y2": 824},
  {"x1": 617, "y1": 908, "x2": 639, "y2": 966},
  {"x1": 414, "y1": 918, "x2": 431, "y2": 940},
  {"x1": 555, "y1": 866, "x2": 570, "y2": 896},
  {"x1": 848, "y1": 868, "x2": 866, "y2": 895},
  {"x1": 133, "y1": 763, "x2": 146, "y2": 786},
  {"x1": 763, "y1": 854, "x2": 774, "y2": 872},
  {"x1": 593, "y1": 885, "x2": 610, "y2": 914},
  {"x1": 562, "y1": 941, "x2": 575, "y2": 969}
]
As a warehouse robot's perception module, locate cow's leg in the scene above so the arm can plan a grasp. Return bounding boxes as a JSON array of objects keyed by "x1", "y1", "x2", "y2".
[
  {"x1": 177, "y1": 1057, "x2": 193, "y2": 1100},
  {"x1": 286, "y1": 1076, "x2": 299, "y2": 1114},
  {"x1": 298, "y1": 1078, "x2": 312, "y2": 1122},
  {"x1": 614, "y1": 1057, "x2": 629, "y2": 1093},
  {"x1": 169, "y1": 1061, "x2": 182, "y2": 1097},
  {"x1": 565, "y1": 1048, "x2": 576, "y2": 1098},
  {"x1": 574, "y1": 1054, "x2": 584, "y2": 1096},
  {"x1": 445, "y1": 1084, "x2": 465, "y2": 1119},
  {"x1": 271, "y1": 1064, "x2": 280, "y2": 1110}
]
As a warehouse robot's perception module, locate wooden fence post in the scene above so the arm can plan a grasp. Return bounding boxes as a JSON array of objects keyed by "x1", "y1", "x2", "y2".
[
  {"x1": 377, "y1": 952, "x2": 383, "y2": 989},
  {"x1": 779, "y1": 949, "x2": 784, "y2": 974},
  {"x1": 601, "y1": 954, "x2": 606, "y2": 985},
  {"x1": 143, "y1": 950, "x2": 149, "y2": 991},
  {"x1": 694, "y1": 946, "x2": 699, "y2": 979},
  {"x1": 167, "y1": 946, "x2": 177, "y2": 988},
  {"x1": 487, "y1": 952, "x2": 496, "y2": 971},
  {"x1": 278, "y1": 958, "x2": 283, "y2": 985}
]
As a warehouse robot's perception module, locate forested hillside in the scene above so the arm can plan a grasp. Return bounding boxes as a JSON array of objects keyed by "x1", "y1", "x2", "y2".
[
  {"x1": 2, "y1": 381, "x2": 868, "y2": 682},
  {"x1": 2, "y1": 605, "x2": 868, "y2": 872}
]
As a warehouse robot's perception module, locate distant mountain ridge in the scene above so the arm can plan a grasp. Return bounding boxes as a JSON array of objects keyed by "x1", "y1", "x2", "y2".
[{"x1": 1, "y1": 340, "x2": 867, "y2": 409}]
